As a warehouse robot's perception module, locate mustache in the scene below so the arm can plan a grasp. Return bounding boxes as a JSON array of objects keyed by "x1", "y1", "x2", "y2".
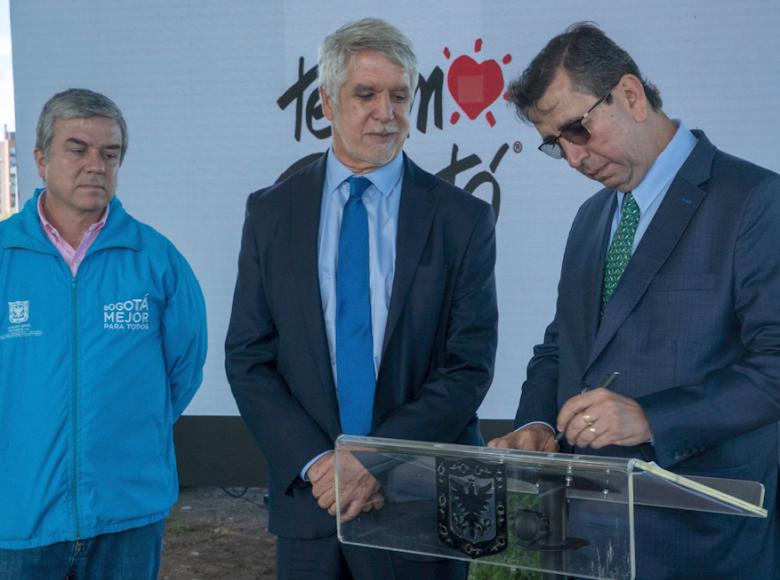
[{"x1": 364, "y1": 125, "x2": 399, "y2": 135}]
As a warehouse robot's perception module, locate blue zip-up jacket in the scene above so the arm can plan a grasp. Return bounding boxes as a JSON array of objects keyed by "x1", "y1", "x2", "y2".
[{"x1": 0, "y1": 191, "x2": 207, "y2": 549}]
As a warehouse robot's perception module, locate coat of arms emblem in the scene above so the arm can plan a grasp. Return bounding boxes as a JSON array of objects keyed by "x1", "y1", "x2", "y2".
[
  {"x1": 436, "y1": 457, "x2": 507, "y2": 558},
  {"x1": 8, "y1": 300, "x2": 29, "y2": 324}
]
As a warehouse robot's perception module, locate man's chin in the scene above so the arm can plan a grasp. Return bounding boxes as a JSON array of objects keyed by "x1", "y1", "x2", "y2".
[
  {"x1": 356, "y1": 150, "x2": 402, "y2": 171},
  {"x1": 594, "y1": 173, "x2": 626, "y2": 191},
  {"x1": 76, "y1": 194, "x2": 112, "y2": 213},
  {"x1": 374, "y1": 144, "x2": 404, "y2": 163}
]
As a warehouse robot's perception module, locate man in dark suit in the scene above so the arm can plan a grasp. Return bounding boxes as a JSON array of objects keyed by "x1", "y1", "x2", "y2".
[
  {"x1": 225, "y1": 18, "x2": 497, "y2": 580},
  {"x1": 489, "y1": 23, "x2": 780, "y2": 577}
]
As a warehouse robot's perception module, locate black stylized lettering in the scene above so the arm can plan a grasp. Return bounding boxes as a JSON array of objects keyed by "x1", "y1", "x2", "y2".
[
  {"x1": 436, "y1": 144, "x2": 507, "y2": 219},
  {"x1": 463, "y1": 143, "x2": 508, "y2": 218},
  {"x1": 277, "y1": 57, "x2": 319, "y2": 142},
  {"x1": 436, "y1": 144, "x2": 482, "y2": 185},
  {"x1": 306, "y1": 90, "x2": 330, "y2": 140},
  {"x1": 414, "y1": 67, "x2": 444, "y2": 133}
]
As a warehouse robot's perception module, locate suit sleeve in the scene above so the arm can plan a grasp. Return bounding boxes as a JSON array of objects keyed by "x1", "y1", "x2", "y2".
[
  {"x1": 640, "y1": 173, "x2": 780, "y2": 467},
  {"x1": 513, "y1": 202, "x2": 590, "y2": 430},
  {"x1": 225, "y1": 196, "x2": 333, "y2": 492},
  {"x1": 163, "y1": 247, "x2": 208, "y2": 419},
  {"x1": 370, "y1": 202, "x2": 498, "y2": 443},
  {"x1": 512, "y1": 318, "x2": 560, "y2": 429}
]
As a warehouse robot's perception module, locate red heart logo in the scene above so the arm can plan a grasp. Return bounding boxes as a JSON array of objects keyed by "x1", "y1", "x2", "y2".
[{"x1": 446, "y1": 55, "x2": 504, "y2": 120}]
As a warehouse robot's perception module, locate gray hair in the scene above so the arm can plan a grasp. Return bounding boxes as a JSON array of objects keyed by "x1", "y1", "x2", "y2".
[
  {"x1": 318, "y1": 18, "x2": 418, "y2": 101},
  {"x1": 509, "y1": 22, "x2": 662, "y2": 123},
  {"x1": 36, "y1": 88, "x2": 128, "y2": 163}
]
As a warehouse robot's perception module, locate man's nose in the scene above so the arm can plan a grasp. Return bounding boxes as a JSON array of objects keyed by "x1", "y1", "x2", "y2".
[
  {"x1": 84, "y1": 148, "x2": 106, "y2": 173},
  {"x1": 560, "y1": 139, "x2": 588, "y2": 170},
  {"x1": 373, "y1": 92, "x2": 395, "y2": 122}
]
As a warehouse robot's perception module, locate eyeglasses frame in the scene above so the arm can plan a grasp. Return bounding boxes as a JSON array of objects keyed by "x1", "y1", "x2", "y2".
[{"x1": 537, "y1": 86, "x2": 616, "y2": 159}]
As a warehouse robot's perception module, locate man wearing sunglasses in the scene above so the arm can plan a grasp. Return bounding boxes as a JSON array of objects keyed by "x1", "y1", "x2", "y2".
[{"x1": 489, "y1": 23, "x2": 780, "y2": 577}]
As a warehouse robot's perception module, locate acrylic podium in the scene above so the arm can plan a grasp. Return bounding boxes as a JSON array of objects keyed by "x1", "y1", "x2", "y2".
[{"x1": 335, "y1": 435, "x2": 767, "y2": 580}]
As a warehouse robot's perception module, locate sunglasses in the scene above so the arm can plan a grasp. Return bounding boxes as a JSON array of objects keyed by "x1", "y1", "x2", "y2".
[{"x1": 538, "y1": 88, "x2": 615, "y2": 159}]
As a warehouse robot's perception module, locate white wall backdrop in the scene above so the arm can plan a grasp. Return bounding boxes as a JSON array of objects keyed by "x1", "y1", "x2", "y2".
[{"x1": 10, "y1": 0, "x2": 780, "y2": 416}]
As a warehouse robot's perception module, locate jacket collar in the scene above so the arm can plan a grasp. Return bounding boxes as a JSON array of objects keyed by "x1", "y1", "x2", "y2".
[{"x1": 1, "y1": 189, "x2": 141, "y2": 254}]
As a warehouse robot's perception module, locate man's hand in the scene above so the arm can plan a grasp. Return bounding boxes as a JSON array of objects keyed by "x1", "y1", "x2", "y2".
[
  {"x1": 556, "y1": 388, "x2": 651, "y2": 449},
  {"x1": 308, "y1": 450, "x2": 384, "y2": 522},
  {"x1": 487, "y1": 423, "x2": 559, "y2": 452}
]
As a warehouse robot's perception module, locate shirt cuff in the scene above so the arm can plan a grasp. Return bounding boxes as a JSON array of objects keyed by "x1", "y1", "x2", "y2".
[
  {"x1": 300, "y1": 450, "x2": 332, "y2": 481},
  {"x1": 516, "y1": 421, "x2": 556, "y2": 434}
]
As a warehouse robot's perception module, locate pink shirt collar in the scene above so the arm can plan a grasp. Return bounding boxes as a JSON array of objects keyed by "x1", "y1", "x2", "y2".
[{"x1": 37, "y1": 191, "x2": 110, "y2": 276}]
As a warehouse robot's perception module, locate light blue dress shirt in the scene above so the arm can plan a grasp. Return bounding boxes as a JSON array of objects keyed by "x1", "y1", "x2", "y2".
[
  {"x1": 608, "y1": 122, "x2": 698, "y2": 252},
  {"x1": 318, "y1": 150, "x2": 404, "y2": 383},
  {"x1": 301, "y1": 150, "x2": 404, "y2": 479}
]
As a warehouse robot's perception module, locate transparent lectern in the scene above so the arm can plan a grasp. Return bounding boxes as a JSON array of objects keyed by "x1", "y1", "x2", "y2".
[{"x1": 335, "y1": 435, "x2": 766, "y2": 580}]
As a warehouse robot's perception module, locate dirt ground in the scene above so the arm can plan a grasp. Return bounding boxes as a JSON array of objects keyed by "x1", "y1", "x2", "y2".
[
  {"x1": 159, "y1": 487, "x2": 531, "y2": 580},
  {"x1": 161, "y1": 487, "x2": 276, "y2": 580}
]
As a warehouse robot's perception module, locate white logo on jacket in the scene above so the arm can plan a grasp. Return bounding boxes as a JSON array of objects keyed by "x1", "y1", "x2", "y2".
[
  {"x1": 104, "y1": 294, "x2": 150, "y2": 330},
  {"x1": 8, "y1": 301, "x2": 29, "y2": 324},
  {"x1": 1, "y1": 300, "x2": 42, "y2": 340}
]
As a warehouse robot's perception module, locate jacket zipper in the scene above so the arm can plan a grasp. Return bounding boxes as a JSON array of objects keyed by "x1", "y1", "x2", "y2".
[{"x1": 70, "y1": 276, "x2": 81, "y2": 540}]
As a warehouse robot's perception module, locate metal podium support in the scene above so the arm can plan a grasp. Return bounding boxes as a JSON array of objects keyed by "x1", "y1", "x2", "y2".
[{"x1": 334, "y1": 435, "x2": 766, "y2": 580}]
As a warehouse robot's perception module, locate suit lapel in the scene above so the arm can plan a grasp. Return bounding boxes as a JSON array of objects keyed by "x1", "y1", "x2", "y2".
[
  {"x1": 587, "y1": 136, "x2": 716, "y2": 370},
  {"x1": 581, "y1": 195, "x2": 616, "y2": 349},
  {"x1": 288, "y1": 154, "x2": 341, "y2": 431},
  {"x1": 381, "y1": 156, "x2": 438, "y2": 358}
]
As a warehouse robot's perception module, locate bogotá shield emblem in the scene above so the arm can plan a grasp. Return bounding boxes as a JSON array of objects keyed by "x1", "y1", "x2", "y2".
[
  {"x1": 8, "y1": 301, "x2": 29, "y2": 324},
  {"x1": 436, "y1": 457, "x2": 507, "y2": 558}
]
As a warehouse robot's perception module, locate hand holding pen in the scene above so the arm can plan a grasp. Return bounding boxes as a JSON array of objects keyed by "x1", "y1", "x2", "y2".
[
  {"x1": 555, "y1": 371, "x2": 652, "y2": 449},
  {"x1": 555, "y1": 371, "x2": 619, "y2": 443}
]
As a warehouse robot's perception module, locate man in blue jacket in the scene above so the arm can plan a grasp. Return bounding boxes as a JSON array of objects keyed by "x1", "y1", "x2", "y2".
[{"x1": 0, "y1": 89, "x2": 207, "y2": 579}]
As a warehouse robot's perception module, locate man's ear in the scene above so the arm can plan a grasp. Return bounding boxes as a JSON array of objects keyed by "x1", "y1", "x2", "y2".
[
  {"x1": 33, "y1": 148, "x2": 47, "y2": 181},
  {"x1": 615, "y1": 73, "x2": 649, "y2": 123},
  {"x1": 320, "y1": 87, "x2": 335, "y2": 121}
]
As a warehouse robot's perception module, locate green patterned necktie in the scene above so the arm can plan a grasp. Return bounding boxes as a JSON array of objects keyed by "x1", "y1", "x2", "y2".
[{"x1": 602, "y1": 192, "x2": 640, "y2": 309}]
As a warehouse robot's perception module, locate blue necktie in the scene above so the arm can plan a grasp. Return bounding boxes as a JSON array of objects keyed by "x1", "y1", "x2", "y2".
[{"x1": 336, "y1": 176, "x2": 375, "y2": 435}]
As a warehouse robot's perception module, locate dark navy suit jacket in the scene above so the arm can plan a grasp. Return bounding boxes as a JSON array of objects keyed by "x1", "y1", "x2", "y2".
[
  {"x1": 225, "y1": 153, "x2": 498, "y2": 540},
  {"x1": 516, "y1": 131, "x2": 780, "y2": 578}
]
